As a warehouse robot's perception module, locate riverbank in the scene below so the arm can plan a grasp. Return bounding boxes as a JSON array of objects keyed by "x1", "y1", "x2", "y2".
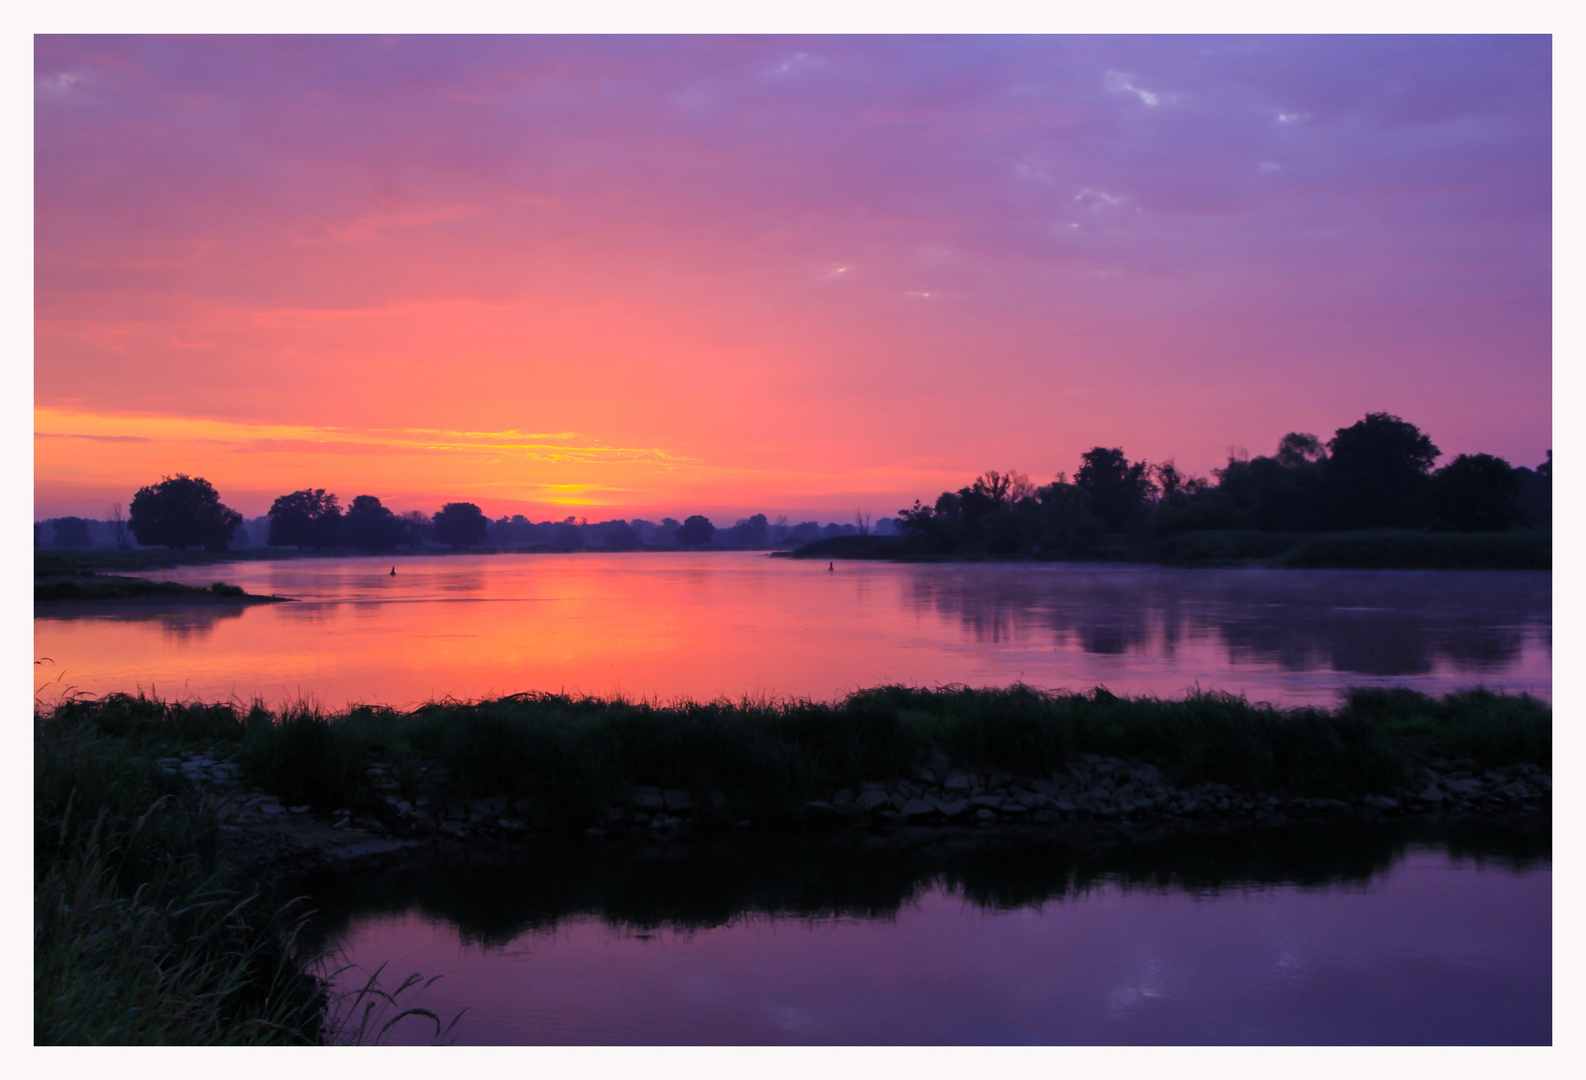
[
  {"x1": 37, "y1": 684, "x2": 1549, "y2": 1041},
  {"x1": 34, "y1": 572, "x2": 291, "y2": 605},
  {"x1": 43, "y1": 685, "x2": 1549, "y2": 858},
  {"x1": 784, "y1": 528, "x2": 1552, "y2": 570}
]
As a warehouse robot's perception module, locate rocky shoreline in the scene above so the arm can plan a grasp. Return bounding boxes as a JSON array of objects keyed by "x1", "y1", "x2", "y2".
[{"x1": 159, "y1": 747, "x2": 1553, "y2": 882}]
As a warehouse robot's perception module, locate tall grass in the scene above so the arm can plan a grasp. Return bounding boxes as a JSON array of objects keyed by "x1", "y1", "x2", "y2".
[
  {"x1": 34, "y1": 714, "x2": 327, "y2": 1043},
  {"x1": 34, "y1": 707, "x2": 468, "y2": 1044},
  {"x1": 44, "y1": 685, "x2": 1551, "y2": 835}
]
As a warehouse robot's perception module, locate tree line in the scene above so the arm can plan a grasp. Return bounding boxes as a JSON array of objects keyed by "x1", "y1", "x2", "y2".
[
  {"x1": 44, "y1": 476, "x2": 873, "y2": 552},
  {"x1": 895, "y1": 413, "x2": 1550, "y2": 556}
]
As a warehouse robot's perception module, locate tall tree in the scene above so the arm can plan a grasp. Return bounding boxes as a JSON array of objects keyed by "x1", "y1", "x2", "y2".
[
  {"x1": 268, "y1": 489, "x2": 342, "y2": 549},
  {"x1": 106, "y1": 502, "x2": 133, "y2": 551},
  {"x1": 1074, "y1": 447, "x2": 1152, "y2": 531},
  {"x1": 129, "y1": 474, "x2": 244, "y2": 550},
  {"x1": 1425, "y1": 454, "x2": 1521, "y2": 532},
  {"x1": 675, "y1": 515, "x2": 715, "y2": 547},
  {"x1": 1324, "y1": 413, "x2": 1440, "y2": 529},
  {"x1": 432, "y1": 502, "x2": 489, "y2": 549},
  {"x1": 343, "y1": 494, "x2": 405, "y2": 551}
]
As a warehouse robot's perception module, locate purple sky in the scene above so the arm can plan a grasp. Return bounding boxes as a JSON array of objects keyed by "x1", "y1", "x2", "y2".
[{"x1": 34, "y1": 35, "x2": 1551, "y2": 520}]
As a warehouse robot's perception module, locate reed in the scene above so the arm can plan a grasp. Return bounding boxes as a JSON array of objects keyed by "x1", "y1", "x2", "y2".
[{"x1": 43, "y1": 684, "x2": 1551, "y2": 833}]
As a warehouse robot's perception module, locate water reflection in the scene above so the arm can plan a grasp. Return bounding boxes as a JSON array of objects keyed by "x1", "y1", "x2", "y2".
[
  {"x1": 298, "y1": 820, "x2": 1551, "y2": 1045},
  {"x1": 34, "y1": 603, "x2": 249, "y2": 642},
  {"x1": 907, "y1": 566, "x2": 1549, "y2": 678},
  {"x1": 298, "y1": 819, "x2": 1549, "y2": 947},
  {"x1": 34, "y1": 555, "x2": 1550, "y2": 709}
]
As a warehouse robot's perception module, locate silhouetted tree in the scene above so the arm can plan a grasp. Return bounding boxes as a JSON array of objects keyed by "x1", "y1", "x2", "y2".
[
  {"x1": 1275, "y1": 432, "x2": 1326, "y2": 468},
  {"x1": 1425, "y1": 454, "x2": 1520, "y2": 532},
  {"x1": 1214, "y1": 447, "x2": 1327, "y2": 532},
  {"x1": 551, "y1": 517, "x2": 585, "y2": 551},
  {"x1": 106, "y1": 502, "x2": 133, "y2": 551},
  {"x1": 1074, "y1": 447, "x2": 1153, "y2": 531},
  {"x1": 51, "y1": 516, "x2": 93, "y2": 549},
  {"x1": 675, "y1": 515, "x2": 715, "y2": 547},
  {"x1": 344, "y1": 494, "x2": 405, "y2": 551},
  {"x1": 129, "y1": 474, "x2": 244, "y2": 551},
  {"x1": 1324, "y1": 413, "x2": 1440, "y2": 529},
  {"x1": 400, "y1": 510, "x2": 431, "y2": 549},
  {"x1": 268, "y1": 489, "x2": 342, "y2": 549},
  {"x1": 600, "y1": 521, "x2": 637, "y2": 551},
  {"x1": 730, "y1": 513, "x2": 770, "y2": 547},
  {"x1": 1513, "y1": 452, "x2": 1551, "y2": 529},
  {"x1": 432, "y1": 502, "x2": 489, "y2": 549}
]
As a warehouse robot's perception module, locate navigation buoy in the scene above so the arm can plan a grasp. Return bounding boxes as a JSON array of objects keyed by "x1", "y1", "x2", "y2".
[
  {"x1": 828, "y1": 562, "x2": 834, "y2": 571},
  {"x1": 390, "y1": 566, "x2": 396, "y2": 576}
]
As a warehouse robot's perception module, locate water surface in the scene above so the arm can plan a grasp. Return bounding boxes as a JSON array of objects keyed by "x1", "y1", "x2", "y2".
[
  {"x1": 34, "y1": 554, "x2": 1549, "y2": 708},
  {"x1": 301, "y1": 821, "x2": 1551, "y2": 1045}
]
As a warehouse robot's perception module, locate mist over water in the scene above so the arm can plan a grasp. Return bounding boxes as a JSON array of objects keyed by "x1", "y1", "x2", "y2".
[{"x1": 34, "y1": 553, "x2": 1549, "y2": 709}]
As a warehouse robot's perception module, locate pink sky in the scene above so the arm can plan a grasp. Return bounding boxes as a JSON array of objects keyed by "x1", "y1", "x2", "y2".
[{"x1": 34, "y1": 35, "x2": 1551, "y2": 522}]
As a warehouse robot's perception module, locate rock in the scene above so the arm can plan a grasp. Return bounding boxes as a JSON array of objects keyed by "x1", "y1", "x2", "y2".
[
  {"x1": 1052, "y1": 801, "x2": 1077, "y2": 813},
  {"x1": 901, "y1": 798, "x2": 935, "y2": 818},
  {"x1": 584, "y1": 827, "x2": 606, "y2": 840},
  {"x1": 832, "y1": 788, "x2": 857, "y2": 804},
  {"x1": 858, "y1": 789, "x2": 891, "y2": 811},
  {"x1": 933, "y1": 797, "x2": 969, "y2": 818},
  {"x1": 974, "y1": 808, "x2": 998, "y2": 825},
  {"x1": 288, "y1": 805, "x2": 311, "y2": 814},
  {"x1": 832, "y1": 800, "x2": 865, "y2": 820},
  {"x1": 969, "y1": 794, "x2": 1003, "y2": 811},
  {"x1": 804, "y1": 801, "x2": 838, "y2": 823},
  {"x1": 629, "y1": 786, "x2": 665, "y2": 811},
  {"x1": 944, "y1": 773, "x2": 972, "y2": 793},
  {"x1": 662, "y1": 789, "x2": 694, "y2": 813},
  {"x1": 1418, "y1": 786, "x2": 1447, "y2": 804},
  {"x1": 260, "y1": 804, "x2": 284, "y2": 815}
]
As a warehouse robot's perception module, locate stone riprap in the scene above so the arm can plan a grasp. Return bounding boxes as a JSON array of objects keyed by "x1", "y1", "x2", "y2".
[{"x1": 160, "y1": 746, "x2": 1551, "y2": 875}]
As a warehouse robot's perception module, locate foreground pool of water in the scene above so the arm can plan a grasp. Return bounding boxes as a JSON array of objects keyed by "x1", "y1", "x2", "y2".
[
  {"x1": 299, "y1": 820, "x2": 1550, "y2": 1044},
  {"x1": 34, "y1": 554, "x2": 1551, "y2": 708}
]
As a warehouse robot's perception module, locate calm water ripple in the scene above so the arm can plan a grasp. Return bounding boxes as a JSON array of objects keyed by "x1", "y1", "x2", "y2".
[{"x1": 34, "y1": 553, "x2": 1550, "y2": 708}]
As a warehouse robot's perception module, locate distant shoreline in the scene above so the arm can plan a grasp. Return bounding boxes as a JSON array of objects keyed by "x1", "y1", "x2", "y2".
[
  {"x1": 34, "y1": 571, "x2": 292, "y2": 605},
  {"x1": 33, "y1": 528, "x2": 1553, "y2": 575},
  {"x1": 780, "y1": 527, "x2": 1552, "y2": 571}
]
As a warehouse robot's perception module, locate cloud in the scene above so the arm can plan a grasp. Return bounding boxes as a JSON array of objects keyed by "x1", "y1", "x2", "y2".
[{"x1": 1104, "y1": 69, "x2": 1171, "y2": 107}]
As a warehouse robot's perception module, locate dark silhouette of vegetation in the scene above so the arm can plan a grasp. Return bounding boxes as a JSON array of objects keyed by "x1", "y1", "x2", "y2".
[
  {"x1": 1324, "y1": 412, "x2": 1441, "y2": 529},
  {"x1": 858, "y1": 413, "x2": 1549, "y2": 567},
  {"x1": 45, "y1": 685, "x2": 1549, "y2": 834},
  {"x1": 268, "y1": 489, "x2": 342, "y2": 549},
  {"x1": 50, "y1": 516, "x2": 93, "y2": 549},
  {"x1": 343, "y1": 494, "x2": 404, "y2": 552},
  {"x1": 431, "y1": 502, "x2": 488, "y2": 549},
  {"x1": 1425, "y1": 453, "x2": 1522, "y2": 532},
  {"x1": 1074, "y1": 449, "x2": 1152, "y2": 532},
  {"x1": 293, "y1": 817, "x2": 1548, "y2": 950},
  {"x1": 129, "y1": 475, "x2": 244, "y2": 551},
  {"x1": 106, "y1": 502, "x2": 133, "y2": 551},
  {"x1": 675, "y1": 514, "x2": 716, "y2": 547},
  {"x1": 604, "y1": 521, "x2": 642, "y2": 551}
]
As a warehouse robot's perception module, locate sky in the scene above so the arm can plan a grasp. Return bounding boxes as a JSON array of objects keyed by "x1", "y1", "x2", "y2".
[{"x1": 33, "y1": 34, "x2": 1552, "y2": 523}]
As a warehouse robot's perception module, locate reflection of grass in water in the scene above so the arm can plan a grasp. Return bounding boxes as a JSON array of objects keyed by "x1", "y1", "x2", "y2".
[
  {"x1": 291, "y1": 818, "x2": 1550, "y2": 952},
  {"x1": 42, "y1": 684, "x2": 1550, "y2": 832}
]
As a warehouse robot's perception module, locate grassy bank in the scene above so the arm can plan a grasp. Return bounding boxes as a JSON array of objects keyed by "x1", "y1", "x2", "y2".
[
  {"x1": 787, "y1": 528, "x2": 1551, "y2": 570},
  {"x1": 35, "y1": 714, "x2": 329, "y2": 1044},
  {"x1": 42, "y1": 685, "x2": 1550, "y2": 835},
  {"x1": 35, "y1": 573, "x2": 288, "y2": 604}
]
